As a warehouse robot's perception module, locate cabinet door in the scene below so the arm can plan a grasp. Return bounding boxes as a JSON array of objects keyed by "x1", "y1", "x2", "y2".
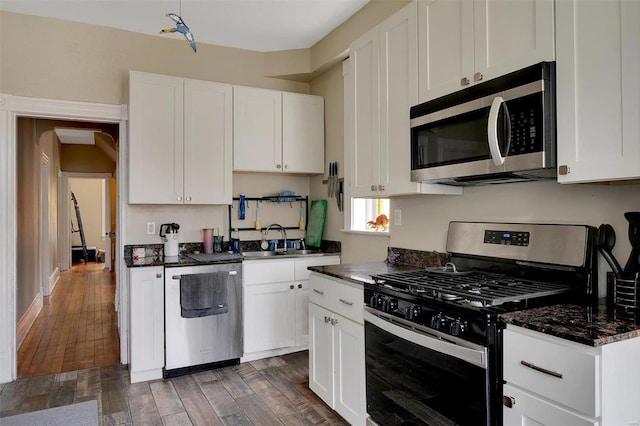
[
  {"x1": 333, "y1": 315, "x2": 366, "y2": 426},
  {"x1": 503, "y1": 384, "x2": 598, "y2": 426},
  {"x1": 418, "y1": 0, "x2": 474, "y2": 102},
  {"x1": 350, "y1": 26, "x2": 381, "y2": 197},
  {"x1": 129, "y1": 267, "x2": 164, "y2": 382},
  {"x1": 474, "y1": 0, "x2": 555, "y2": 84},
  {"x1": 129, "y1": 72, "x2": 183, "y2": 204},
  {"x1": 183, "y1": 79, "x2": 233, "y2": 204},
  {"x1": 556, "y1": 0, "x2": 640, "y2": 183},
  {"x1": 243, "y1": 282, "x2": 295, "y2": 353},
  {"x1": 233, "y1": 86, "x2": 282, "y2": 172},
  {"x1": 308, "y1": 303, "x2": 333, "y2": 406},
  {"x1": 295, "y1": 281, "x2": 310, "y2": 346},
  {"x1": 282, "y1": 93, "x2": 324, "y2": 174},
  {"x1": 380, "y1": 2, "x2": 422, "y2": 196}
]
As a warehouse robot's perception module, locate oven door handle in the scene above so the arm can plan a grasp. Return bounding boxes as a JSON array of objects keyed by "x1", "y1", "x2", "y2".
[{"x1": 363, "y1": 309, "x2": 487, "y2": 369}]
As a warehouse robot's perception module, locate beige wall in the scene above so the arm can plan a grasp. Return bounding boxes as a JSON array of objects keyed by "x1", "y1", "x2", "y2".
[
  {"x1": 70, "y1": 178, "x2": 105, "y2": 253},
  {"x1": 16, "y1": 118, "x2": 40, "y2": 320}
]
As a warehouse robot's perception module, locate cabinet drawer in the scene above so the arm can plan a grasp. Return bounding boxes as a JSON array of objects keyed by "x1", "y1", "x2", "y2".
[
  {"x1": 503, "y1": 328, "x2": 600, "y2": 418},
  {"x1": 294, "y1": 256, "x2": 340, "y2": 281},
  {"x1": 243, "y1": 259, "x2": 295, "y2": 285},
  {"x1": 332, "y1": 283, "x2": 363, "y2": 324},
  {"x1": 309, "y1": 274, "x2": 333, "y2": 307},
  {"x1": 503, "y1": 384, "x2": 598, "y2": 426}
]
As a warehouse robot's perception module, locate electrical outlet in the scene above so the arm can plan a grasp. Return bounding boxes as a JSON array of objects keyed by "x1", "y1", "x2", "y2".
[
  {"x1": 394, "y1": 209, "x2": 402, "y2": 226},
  {"x1": 147, "y1": 222, "x2": 155, "y2": 235}
]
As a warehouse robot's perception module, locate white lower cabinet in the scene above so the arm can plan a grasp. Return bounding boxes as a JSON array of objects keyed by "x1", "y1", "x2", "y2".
[
  {"x1": 503, "y1": 325, "x2": 640, "y2": 426},
  {"x1": 242, "y1": 256, "x2": 340, "y2": 360},
  {"x1": 308, "y1": 273, "x2": 366, "y2": 426},
  {"x1": 128, "y1": 266, "x2": 164, "y2": 383}
]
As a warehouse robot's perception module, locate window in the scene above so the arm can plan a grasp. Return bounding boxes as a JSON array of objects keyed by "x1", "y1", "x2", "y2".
[{"x1": 351, "y1": 198, "x2": 390, "y2": 232}]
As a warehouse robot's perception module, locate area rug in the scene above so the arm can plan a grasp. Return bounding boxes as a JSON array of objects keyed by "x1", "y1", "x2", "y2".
[{"x1": 0, "y1": 400, "x2": 98, "y2": 426}]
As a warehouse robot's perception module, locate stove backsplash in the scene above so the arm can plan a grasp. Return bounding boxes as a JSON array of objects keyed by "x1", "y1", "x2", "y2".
[{"x1": 387, "y1": 247, "x2": 449, "y2": 268}]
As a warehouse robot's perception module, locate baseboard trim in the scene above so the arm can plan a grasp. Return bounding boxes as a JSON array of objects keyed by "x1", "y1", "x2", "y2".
[
  {"x1": 49, "y1": 267, "x2": 60, "y2": 296},
  {"x1": 17, "y1": 292, "x2": 43, "y2": 350}
]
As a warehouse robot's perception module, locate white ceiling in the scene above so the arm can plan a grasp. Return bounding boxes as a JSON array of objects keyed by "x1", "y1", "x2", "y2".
[{"x1": 0, "y1": 0, "x2": 369, "y2": 52}]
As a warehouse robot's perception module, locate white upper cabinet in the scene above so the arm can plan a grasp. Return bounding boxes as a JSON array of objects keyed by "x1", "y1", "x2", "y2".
[
  {"x1": 129, "y1": 71, "x2": 232, "y2": 204},
  {"x1": 283, "y1": 92, "x2": 325, "y2": 174},
  {"x1": 348, "y1": 2, "x2": 461, "y2": 198},
  {"x1": 556, "y1": 0, "x2": 640, "y2": 183},
  {"x1": 418, "y1": 0, "x2": 555, "y2": 103},
  {"x1": 233, "y1": 86, "x2": 325, "y2": 174}
]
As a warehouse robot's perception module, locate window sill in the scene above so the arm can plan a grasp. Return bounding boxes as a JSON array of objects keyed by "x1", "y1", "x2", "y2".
[{"x1": 340, "y1": 229, "x2": 391, "y2": 237}]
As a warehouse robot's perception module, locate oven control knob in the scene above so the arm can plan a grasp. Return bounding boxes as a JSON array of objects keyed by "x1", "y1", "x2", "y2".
[
  {"x1": 405, "y1": 305, "x2": 422, "y2": 320},
  {"x1": 430, "y1": 313, "x2": 445, "y2": 330},
  {"x1": 450, "y1": 319, "x2": 466, "y2": 336},
  {"x1": 382, "y1": 298, "x2": 398, "y2": 313},
  {"x1": 370, "y1": 294, "x2": 383, "y2": 309}
]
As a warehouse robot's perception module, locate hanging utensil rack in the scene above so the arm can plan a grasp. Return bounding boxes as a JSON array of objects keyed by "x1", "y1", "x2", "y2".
[{"x1": 228, "y1": 195, "x2": 308, "y2": 240}]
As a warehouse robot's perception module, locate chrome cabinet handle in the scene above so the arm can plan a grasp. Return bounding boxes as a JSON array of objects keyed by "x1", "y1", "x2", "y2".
[
  {"x1": 276, "y1": 164, "x2": 282, "y2": 169},
  {"x1": 324, "y1": 316, "x2": 331, "y2": 323},
  {"x1": 474, "y1": 72, "x2": 483, "y2": 82},
  {"x1": 503, "y1": 396, "x2": 516, "y2": 408},
  {"x1": 520, "y1": 360, "x2": 563, "y2": 379},
  {"x1": 298, "y1": 284, "x2": 302, "y2": 289},
  {"x1": 156, "y1": 273, "x2": 162, "y2": 278},
  {"x1": 378, "y1": 185, "x2": 385, "y2": 191},
  {"x1": 313, "y1": 289, "x2": 324, "y2": 295},
  {"x1": 186, "y1": 196, "x2": 191, "y2": 202},
  {"x1": 229, "y1": 271, "x2": 237, "y2": 276},
  {"x1": 461, "y1": 77, "x2": 470, "y2": 86},
  {"x1": 371, "y1": 185, "x2": 377, "y2": 191},
  {"x1": 331, "y1": 318, "x2": 338, "y2": 325},
  {"x1": 290, "y1": 284, "x2": 294, "y2": 290},
  {"x1": 177, "y1": 195, "x2": 182, "y2": 202},
  {"x1": 339, "y1": 298, "x2": 353, "y2": 306}
]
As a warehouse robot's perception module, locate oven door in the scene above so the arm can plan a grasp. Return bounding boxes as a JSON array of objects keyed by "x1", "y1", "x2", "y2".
[{"x1": 364, "y1": 308, "x2": 491, "y2": 426}]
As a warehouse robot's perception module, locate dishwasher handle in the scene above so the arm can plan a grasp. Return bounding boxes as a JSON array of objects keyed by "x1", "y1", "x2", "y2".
[{"x1": 172, "y1": 270, "x2": 237, "y2": 280}]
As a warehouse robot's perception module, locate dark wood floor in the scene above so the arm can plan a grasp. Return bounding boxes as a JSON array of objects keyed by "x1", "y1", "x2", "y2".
[
  {"x1": 18, "y1": 262, "x2": 120, "y2": 378},
  {"x1": 0, "y1": 351, "x2": 348, "y2": 425}
]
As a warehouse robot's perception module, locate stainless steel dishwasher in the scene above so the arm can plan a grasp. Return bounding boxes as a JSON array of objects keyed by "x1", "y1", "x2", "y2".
[{"x1": 164, "y1": 262, "x2": 242, "y2": 377}]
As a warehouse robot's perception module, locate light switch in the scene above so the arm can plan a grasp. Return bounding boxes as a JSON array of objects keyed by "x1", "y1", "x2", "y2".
[
  {"x1": 147, "y1": 222, "x2": 155, "y2": 235},
  {"x1": 394, "y1": 209, "x2": 401, "y2": 226}
]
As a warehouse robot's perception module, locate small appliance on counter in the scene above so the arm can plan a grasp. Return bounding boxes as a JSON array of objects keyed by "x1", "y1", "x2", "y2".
[{"x1": 159, "y1": 223, "x2": 180, "y2": 257}]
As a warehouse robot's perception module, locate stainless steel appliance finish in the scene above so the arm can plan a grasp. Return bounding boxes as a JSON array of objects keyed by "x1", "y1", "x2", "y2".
[
  {"x1": 364, "y1": 221, "x2": 597, "y2": 425},
  {"x1": 410, "y1": 62, "x2": 556, "y2": 186},
  {"x1": 164, "y1": 262, "x2": 242, "y2": 375}
]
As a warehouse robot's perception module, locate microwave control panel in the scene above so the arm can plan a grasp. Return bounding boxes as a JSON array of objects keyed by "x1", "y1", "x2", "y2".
[{"x1": 508, "y1": 95, "x2": 542, "y2": 155}]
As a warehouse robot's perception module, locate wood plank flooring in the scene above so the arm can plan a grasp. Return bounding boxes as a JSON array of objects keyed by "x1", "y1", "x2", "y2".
[
  {"x1": 18, "y1": 262, "x2": 120, "y2": 378},
  {"x1": 0, "y1": 351, "x2": 348, "y2": 425}
]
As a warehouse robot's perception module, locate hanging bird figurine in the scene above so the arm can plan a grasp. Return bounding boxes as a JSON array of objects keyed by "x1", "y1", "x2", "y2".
[{"x1": 161, "y1": 13, "x2": 197, "y2": 53}]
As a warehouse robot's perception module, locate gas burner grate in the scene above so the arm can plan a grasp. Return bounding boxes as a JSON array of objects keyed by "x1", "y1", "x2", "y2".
[{"x1": 371, "y1": 270, "x2": 574, "y2": 307}]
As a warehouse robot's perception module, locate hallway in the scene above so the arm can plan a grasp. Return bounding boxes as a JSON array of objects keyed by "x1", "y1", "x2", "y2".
[{"x1": 18, "y1": 263, "x2": 120, "y2": 378}]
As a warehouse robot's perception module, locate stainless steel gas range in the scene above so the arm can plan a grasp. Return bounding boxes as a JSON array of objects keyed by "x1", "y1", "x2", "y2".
[{"x1": 363, "y1": 221, "x2": 598, "y2": 426}]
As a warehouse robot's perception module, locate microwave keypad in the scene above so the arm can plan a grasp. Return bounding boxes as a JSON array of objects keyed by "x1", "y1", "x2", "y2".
[{"x1": 509, "y1": 109, "x2": 539, "y2": 155}]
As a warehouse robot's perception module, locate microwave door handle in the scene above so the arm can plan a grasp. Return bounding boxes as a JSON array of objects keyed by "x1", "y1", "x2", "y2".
[{"x1": 487, "y1": 96, "x2": 511, "y2": 166}]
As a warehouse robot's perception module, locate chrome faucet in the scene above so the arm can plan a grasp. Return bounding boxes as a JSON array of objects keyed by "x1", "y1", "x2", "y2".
[{"x1": 266, "y1": 224, "x2": 287, "y2": 252}]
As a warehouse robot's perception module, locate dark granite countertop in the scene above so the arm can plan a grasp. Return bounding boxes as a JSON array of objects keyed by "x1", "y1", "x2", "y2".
[
  {"x1": 500, "y1": 299, "x2": 640, "y2": 347},
  {"x1": 308, "y1": 262, "x2": 423, "y2": 286}
]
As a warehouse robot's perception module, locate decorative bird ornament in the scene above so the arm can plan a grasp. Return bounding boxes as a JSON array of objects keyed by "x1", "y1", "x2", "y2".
[{"x1": 161, "y1": 13, "x2": 197, "y2": 53}]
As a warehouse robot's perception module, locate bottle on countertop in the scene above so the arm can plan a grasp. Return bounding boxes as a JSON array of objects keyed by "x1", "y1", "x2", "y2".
[{"x1": 231, "y1": 228, "x2": 240, "y2": 253}]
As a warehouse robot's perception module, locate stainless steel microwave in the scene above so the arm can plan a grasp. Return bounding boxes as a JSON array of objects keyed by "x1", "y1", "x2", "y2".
[{"x1": 410, "y1": 62, "x2": 556, "y2": 186}]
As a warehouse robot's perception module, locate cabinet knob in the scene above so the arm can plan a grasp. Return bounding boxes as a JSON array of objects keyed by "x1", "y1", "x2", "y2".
[
  {"x1": 177, "y1": 195, "x2": 182, "y2": 201},
  {"x1": 186, "y1": 196, "x2": 191, "y2": 202},
  {"x1": 276, "y1": 164, "x2": 282, "y2": 169},
  {"x1": 378, "y1": 185, "x2": 385, "y2": 191},
  {"x1": 371, "y1": 185, "x2": 377, "y2": 191},
  {"x1": 502, "y1": 396, "x2": 516, "y2": 408},
  {"x1": 324, "y1": 316, "x2": 331, "y2": 323},
  {"x1": 290, "y1": 284, "x2": 294, "y2": 290},
  {"x1": 474, "y1": 72, "x2": 483, "y2": 82},
  {"x1": 559, "y1": 165, "x2": 570, "y2": 175},
  {"x1": 284, "y1": 164, "x2": 288, "y2": 169},
  {"x1": 331, "y1": 318, "x2": 338, "y2": 326},
  {"x1": 298, "y1": 284, "x2": 302, "y2": 289},
  {"x1": 156, "y1": 273, "x2": 162, "y2": 278},
  {"x1": 461, "y1": 77, "x2": 470, "y2": 86}
]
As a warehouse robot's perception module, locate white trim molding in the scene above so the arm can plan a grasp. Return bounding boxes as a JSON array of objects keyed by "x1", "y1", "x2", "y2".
[
  {"x1": 49, "y1": 267, "x2": 60, "y2": 295},
  {"x1": 16, "y1": 293, "x2": 43, "y2": 350},
  {"x1": 0, "y1": 93, "x2": 127, "y2": 384}
]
